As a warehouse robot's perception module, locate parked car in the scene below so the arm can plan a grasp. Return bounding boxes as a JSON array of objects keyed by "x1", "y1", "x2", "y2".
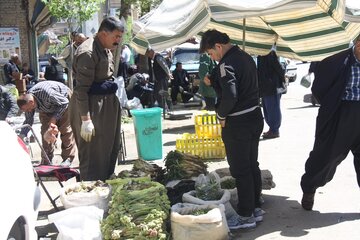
[
  {"x1": 0, "y1": 121, "x2": 40, "y2": 240},
  {"x1": 280, "y1": 57, "x2": 298, "y2": 82},
  {"x1": 38, "y1": 57, "x2": 50, "y2": 73},
  {"x1": 170, "y1": 43, "x2": 201, "y2": 89}
]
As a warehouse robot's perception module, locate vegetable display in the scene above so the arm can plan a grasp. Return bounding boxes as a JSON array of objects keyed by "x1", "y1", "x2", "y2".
[
  {"x1": 65, "y1": 180, "x2": 108, "y2": 195},
  {"x1": 220, "y1": 178, "x2": 236, "y2": 189},
  {"x1": 164, "y1": 150, "x2": 208, "y2": 182},
  {"x1": 101, "y1": 177, "x2": 170, "y2": 240},
  {"x1": 114, "y1": 160, "x2": 165, "y2": 182}
]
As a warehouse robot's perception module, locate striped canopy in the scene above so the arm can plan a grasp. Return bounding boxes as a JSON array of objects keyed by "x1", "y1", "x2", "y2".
[
  {"x1": 28, "y1": 0, "x2": 56, "y2": 33},
  {"x1": 131, "y1": 0, "x2": 360, "y2": 61}
]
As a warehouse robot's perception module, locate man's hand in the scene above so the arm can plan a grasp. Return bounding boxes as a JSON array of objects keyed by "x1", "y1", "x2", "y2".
[
  {"x1": 80, "y1": 119, "x2": 95, "y2": 142},
  {"x1": 179, "y1": 86, "x2": 184, "y2": 93},
  {"x1": 219, "y1": 119, "x2": 226, "y2": 128},
  {"x1": 5, "y1": 117, "x2": 13, "y2": 124},
  {"x1": 204, "y1": 75, "x2": 211, "y2": 86},
  {"x1": 43, "y1": 123, "x2": 59, "y2": 144}
]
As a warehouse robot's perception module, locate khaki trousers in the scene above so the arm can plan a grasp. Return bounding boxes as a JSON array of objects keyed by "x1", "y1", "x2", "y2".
[{"x1": 40, "y1": 92, "x2": 76, "y2": 163}]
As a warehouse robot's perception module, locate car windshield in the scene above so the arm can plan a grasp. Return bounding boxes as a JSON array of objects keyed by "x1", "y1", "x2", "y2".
[{"x1": 172, "y1": 49, "x2": 200, "y2": 64}]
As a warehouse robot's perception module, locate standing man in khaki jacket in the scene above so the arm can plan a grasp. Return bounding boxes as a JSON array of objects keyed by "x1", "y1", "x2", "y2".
[{"x1": 70, "y1": 17, "x2": 124, "y2": 181}]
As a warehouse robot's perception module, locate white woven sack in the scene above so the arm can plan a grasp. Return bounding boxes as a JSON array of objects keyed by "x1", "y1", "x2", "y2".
[
  {"x1": 60, "y1": 182, "x2": 111, "y2": 212},
  {"x1": 171, "y1": 203, "x2": 228, "y2": 240}
]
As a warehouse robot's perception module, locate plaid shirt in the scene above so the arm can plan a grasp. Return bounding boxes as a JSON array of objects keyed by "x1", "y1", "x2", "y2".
[
  {"x1": 342, "y1": 47, "x2": 360, "y2": 101},
  {"x1": 23, "y1": 81, "x2": 70, "y2": 128}
]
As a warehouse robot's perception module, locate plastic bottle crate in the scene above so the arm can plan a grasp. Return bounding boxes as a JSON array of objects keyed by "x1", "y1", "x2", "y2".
[
  {"x1": 194, "y1": 111, "x2": 222, "y2": 138},
  {"x1": 176, "y1": 133, "x2": 226, "y2": 159}
]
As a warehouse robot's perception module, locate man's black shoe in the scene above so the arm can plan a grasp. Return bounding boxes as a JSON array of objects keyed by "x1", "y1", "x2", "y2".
[
  {"x1": 301, "y1": 193, "x2": 315, "y2": 211},
  {"x1": 262, "y1": 131, "x2": 280, "y2": 139}
]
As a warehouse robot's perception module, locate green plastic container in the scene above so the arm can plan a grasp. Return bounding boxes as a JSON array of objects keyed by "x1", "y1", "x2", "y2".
[{"x1": 130, "y1": 107, "x2": 163, "y2": 160}]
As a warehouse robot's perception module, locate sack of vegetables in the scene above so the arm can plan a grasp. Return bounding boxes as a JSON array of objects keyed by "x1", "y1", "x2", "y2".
[
  {"x1": 171, "y1": 203, "x2": 228, "y2": 240},
  {"x1": 60, "y1": 180, "x2": 111, "y2": 212},
  {"x1": 183, "y1": 173, "x2": 238, "y2": 219}
]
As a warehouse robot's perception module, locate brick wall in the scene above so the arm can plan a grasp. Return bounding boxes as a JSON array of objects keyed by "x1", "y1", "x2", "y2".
[
  {"x1": 0, "y1": 0, "x2": 31, "y2": 84},
  {"x1": 0, "y1": 0, "x2": 30, "y2": 66}
]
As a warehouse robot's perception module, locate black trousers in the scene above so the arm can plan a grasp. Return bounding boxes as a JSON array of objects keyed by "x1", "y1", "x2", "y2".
[
  {"x1": 170, "y1": 85, "x2": 191, "y2": 103},
  {"x1": 301, "y1": 101, "x2": 360, "y2": 194},
  {"x1": 221, "y1": 107, "x2": 264, "y2": 216}
]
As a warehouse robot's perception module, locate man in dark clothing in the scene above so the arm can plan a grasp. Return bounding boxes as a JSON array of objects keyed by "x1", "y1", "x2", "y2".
[
  {"x1": 145, "y1": 48, "x2": 173, "y2": 110},
  {"x1": 44, "y1": 56, "x2": 65, "y2": 84},
  {"x1": 201, "y1": 29, "x2": 264, "y2": 229},
  {"x1": 171, "y1": 62, "x2": 191, "y2": 104},
  {"x1": 0, "y1": 85, "x2": 18, "y2": 121},
  {"x1": 126, "y1": 73, "x2": 153, "y2": 107},
  {"x1": 3, "y1": 54, "x2": 21, "y2": 84},
  {"x1": 300, "y1": 35, "x2": 360, "y2": 211},
  {"x1": 257, "y1": 51, "x2": 286, "y2": 139}
]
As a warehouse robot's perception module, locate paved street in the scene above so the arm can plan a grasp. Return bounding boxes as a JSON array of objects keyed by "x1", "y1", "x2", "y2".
[{"x1": 34, "y1": 62, "x2": 360, "y2": 239}]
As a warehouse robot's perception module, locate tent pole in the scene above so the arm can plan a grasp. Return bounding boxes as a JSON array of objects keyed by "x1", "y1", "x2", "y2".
[{"x1": 242, "y1": 18, "x2": 246, "y2": 51}]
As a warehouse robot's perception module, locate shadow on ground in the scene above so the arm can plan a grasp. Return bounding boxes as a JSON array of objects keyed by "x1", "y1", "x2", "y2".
[
  {"x1": 230, "y1": 194, "x2": 360, "y2": 239},
  {"x1": 163, "y1": 124, "x2": 195, "y2": 134}
]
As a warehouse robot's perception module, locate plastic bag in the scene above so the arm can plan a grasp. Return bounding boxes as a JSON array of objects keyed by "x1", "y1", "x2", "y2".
[
  {"x1": 300, "y1": 73, "x2": 313, "y2": 88},
  {"x1": 182, "y1": 189, "x2": 238, "y2": 220},
  {"x1": 194, "y1": 172, "x2": 222, "y2": 201},
  {"x1": 48, "y1": 206, "x2": 104, "y2": 240},
  {"x1": 125, "y1": 97, "x2": 143, "y2": 109},
  {"x1": 114, "y1": 76, "x2": 128, "y2": 107},
  {"x1": 171, "y1": 203, "x2": 228, "y2": 240}
]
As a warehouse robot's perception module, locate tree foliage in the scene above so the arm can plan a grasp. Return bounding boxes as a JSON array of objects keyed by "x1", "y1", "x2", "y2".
[
  {"x1": 41, "y1": 0, "x2": 105, "y2": 89},
  {"x1": 41, "y1": 0, "x2": 105, "y2": 24},
  {"x1": 47, "y1": 35, "x2": 68, "y2": 56},
  {"x1": 120, "y1": 0, "x2": 162, "y2": 19}
]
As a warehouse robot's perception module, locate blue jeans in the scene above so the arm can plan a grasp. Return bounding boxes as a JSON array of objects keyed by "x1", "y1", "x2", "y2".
[{"x1": 262, "y1": 93, "x2": 282, "y2": 134}]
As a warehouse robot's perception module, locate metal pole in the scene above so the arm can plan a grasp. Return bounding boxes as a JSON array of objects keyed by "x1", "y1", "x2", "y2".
[{"x1": 242, "y1": 18, "x2": 246, "y2": 51}]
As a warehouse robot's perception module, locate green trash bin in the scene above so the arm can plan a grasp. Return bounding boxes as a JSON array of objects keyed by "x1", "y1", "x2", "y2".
[{"x1": 130, "y1": 107, "x2": 163, "y2": 160}]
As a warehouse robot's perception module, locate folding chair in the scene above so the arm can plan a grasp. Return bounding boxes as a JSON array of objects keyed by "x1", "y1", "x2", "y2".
[
  {"x1": 117, "y1": 129, "x2": 127, "y2": 164},
  {"x1": 15, "y1": 124, "x2": 80, "y2": 211}
]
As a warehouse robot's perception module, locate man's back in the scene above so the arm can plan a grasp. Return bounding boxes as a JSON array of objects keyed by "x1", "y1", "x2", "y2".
[{"x1": 153, "y1": 53, "x2": 170, "y2": 83}]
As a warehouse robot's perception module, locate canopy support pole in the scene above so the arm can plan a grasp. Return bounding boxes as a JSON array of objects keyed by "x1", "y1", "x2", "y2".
[{"x1": 242, "y1": 18, "x2": 246, "y2": 51}]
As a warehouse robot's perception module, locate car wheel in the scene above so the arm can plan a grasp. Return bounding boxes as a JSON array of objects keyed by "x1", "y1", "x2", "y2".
[{"x1": 7, "y1": 217, "x2": 26, "y2": 240}]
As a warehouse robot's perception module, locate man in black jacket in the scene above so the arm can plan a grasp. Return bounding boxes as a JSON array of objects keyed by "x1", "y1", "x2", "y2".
[
  {"x1": 301, "y1": 35, "x2": 360, "y2": 211},
  {"x1": 201, "y1": 29, "x2": 264, "y2": 229},
  {"x1": 257, "y1": 51, "x2": 286, "y2": 139},
  {"x1": 171, "y1": 62, "x2": 191, "y2": 104}
]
